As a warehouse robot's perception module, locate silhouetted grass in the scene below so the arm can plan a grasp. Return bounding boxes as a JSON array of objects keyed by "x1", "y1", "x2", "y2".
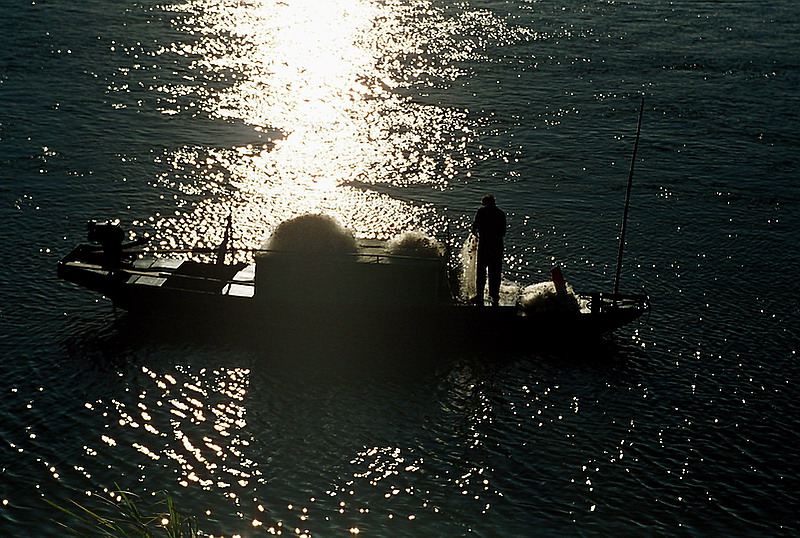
[{"x1": 45, "y1": 486, "x2": 198, "y2": 537}]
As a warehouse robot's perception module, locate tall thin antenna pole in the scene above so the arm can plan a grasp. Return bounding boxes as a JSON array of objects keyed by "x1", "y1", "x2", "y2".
[{"x1": 614, "y1": 97, "x2": 645, "y2": 296}]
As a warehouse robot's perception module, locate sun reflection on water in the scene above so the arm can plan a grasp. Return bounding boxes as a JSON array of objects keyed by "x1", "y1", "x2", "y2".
[
  {"x1": 82, "y1": 364, "x2": 259, "y2": 517},
  {"x1": 76, "y1": 0, "x2": 540, "y2": 531},
  {"x1": 126, "y1": 0, "x2": 525, "y2": 252}
]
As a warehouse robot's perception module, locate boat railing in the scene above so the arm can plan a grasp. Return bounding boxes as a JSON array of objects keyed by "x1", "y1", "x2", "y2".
[
  {"x1": 119, "y1": 246, "x2": 446, "y2": 265},
  {"x1": 64, "y1": 243, "x2": 446, "y2": 292},
  {"x1": 587, "y1": 291, "x2": 650, "y2": 314}
]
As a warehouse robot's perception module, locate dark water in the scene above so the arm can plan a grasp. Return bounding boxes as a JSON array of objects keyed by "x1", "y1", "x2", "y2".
[{"x1": 2, "y1": 0, "x2": 798, "y2": 535}]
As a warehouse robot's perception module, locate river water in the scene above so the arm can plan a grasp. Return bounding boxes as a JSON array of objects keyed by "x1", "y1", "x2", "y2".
[{"x1": 1, "y1": 0, "x2": 798, "y2": 535}]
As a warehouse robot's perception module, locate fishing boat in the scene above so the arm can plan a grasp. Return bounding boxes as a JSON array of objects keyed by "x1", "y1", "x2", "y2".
[
  {"x1": 60, "y1": 103, "x2": 653, "y2": 348},
  {"x1": 57, "y1": 216, "x2": 649, "y2": 344}
]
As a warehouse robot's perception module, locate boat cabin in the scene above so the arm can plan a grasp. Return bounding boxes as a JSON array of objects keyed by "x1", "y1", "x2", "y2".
[{"x1": 254, "y1": 239, "x2": 449, "y2": 308}]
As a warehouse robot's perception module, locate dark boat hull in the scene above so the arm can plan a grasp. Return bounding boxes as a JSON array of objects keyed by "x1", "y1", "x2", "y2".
[{"x1": 57, "y1": 244, "x2": 649, "y2": 346}]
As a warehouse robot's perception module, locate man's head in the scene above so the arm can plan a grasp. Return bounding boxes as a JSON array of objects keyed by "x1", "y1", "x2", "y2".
[{"x1": 481, "y1": 194, "x2": 496, "y2": 206}]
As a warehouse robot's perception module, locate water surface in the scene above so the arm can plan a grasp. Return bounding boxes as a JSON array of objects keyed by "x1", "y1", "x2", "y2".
[{"x1": 1, "y1": 0, "x2": 798, "y2": 534}]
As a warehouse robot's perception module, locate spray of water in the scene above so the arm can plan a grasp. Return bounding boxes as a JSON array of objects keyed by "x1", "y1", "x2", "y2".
[
  {"x1": 263, "y1": 214, "x2": 357, "y2": 255},
  {"x1": 519, "y1": 281, "x2": 580, "y2": 314},
  {"x1": 386, "y1": 231, "x2": 444, "y2": 258},
  {"x1": 459, "y1": 235, "x2": 478, "y2": 301},
  {"x1": 499, "y1": 281, "x2": 521, "y2": 306}
]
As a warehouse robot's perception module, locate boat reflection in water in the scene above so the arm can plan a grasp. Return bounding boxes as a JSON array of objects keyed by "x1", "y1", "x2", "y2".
[{"x1": 58, "y1": 214, "x2": 649, "y2": 350}]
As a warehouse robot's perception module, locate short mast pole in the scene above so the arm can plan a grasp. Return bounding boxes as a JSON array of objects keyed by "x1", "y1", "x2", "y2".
[
  {"x1": 216, "y1": 210, "x2": 233, "y2": 265},
  {"x1": 614, "y1": 97, "x2": 645, "y2": 296}
]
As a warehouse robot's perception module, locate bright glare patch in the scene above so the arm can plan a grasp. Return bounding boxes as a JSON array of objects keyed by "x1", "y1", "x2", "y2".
[{"x1": 136, "y1": 0, "x2": 528, "y2": 253}]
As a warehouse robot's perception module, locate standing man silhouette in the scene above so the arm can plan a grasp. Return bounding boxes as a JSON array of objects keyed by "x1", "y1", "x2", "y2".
[{"x1": 471, "y1": 194, "x2": 506, "y2": 306}]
